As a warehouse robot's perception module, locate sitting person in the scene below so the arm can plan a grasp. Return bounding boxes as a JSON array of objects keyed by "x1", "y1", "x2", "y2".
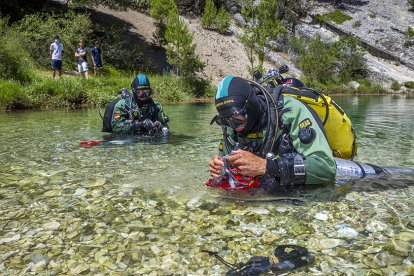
[
  {"x1": 102, "y1": 74, "x2": 169, "y2": 135},
  {"x1": 208, "y1": 76, "x2": 336, "y2": 189}
]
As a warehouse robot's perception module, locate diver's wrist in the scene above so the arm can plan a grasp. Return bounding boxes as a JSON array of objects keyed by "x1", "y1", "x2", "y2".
[{"x1": 265, "y1": 158, "x2": 280, "y2": 177}]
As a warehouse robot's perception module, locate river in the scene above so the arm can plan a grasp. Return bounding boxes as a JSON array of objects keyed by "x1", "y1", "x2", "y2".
[{"x1": 0, "y1": 95, "x2": 413, "y2": 275}]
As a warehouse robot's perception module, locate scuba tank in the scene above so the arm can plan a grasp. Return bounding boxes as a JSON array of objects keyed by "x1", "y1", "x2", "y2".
[
  {"x1": 101, "y1": 88, "x2": 142, "y2": 133},
  {"x1": 335, "y1": 158, "x2": 387, "y2": 180}
]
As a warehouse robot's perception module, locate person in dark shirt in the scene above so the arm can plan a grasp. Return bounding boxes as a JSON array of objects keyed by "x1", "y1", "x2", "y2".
[
  {"x1": 91, "y1": 40, "x2": 103, "y2": 76},
  {"x1": 75, "y1": 40, "x2": 89, "y2": 79}
]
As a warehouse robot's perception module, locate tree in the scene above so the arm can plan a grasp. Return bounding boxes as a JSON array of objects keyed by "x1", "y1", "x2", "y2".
[
  {"x1": 149, "y1": 0, "x2": 177, "y2": 45},
  {"x1": 239, "y1": 32, "x2": 257, "y2": 77},
  {"x1": 214, "y1": 6, "x2": 230, "y2": 33},
  {"x1": 299, "y1": 34, "x2": 336, "y2": 83},
  {"x1": 165, "y1": 10, "x2": 204, "y2": 77},
  {"x1": 242, "y1": 0, "x2": 285, "y2": 74},
  {"x1": 276, "y1": 0, "x2": 310, "y2": 33},
  {"x1": 201, "y1": 0, "x2": 217, "y2": 29},
  {"x1": 332, "y1": 37, "x2": 366, "y2": 82}
]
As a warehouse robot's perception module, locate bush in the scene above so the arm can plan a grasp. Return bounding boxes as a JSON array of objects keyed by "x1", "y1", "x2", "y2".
[
  {"x1": 0, "y1": 17, "x2": 33, "y2": 83},
  {"x1": 214, "y1": 6, "x2": 230, "y2": 33},
  {"x1": 0, "y1": 80, "x2": 31, "y2": 110},
  {"x1": 201, "y1": 0, "x2": 217, "y2": 29},
  {"x1": 404, "y1": 26, "x2": 414, "y2": 46},
  {"x1": 403, "y1": 81, "x2": 414, "y2": 89},
  {"x1": 352, "y1": 20, "x2": 361, "y2": 28},
  {"x1": 14, "y1": 11, "x2": 93, "y2": 70},
  {"x1": 289, "y1": 34, "x2": 366, "y2": 84},
  {"x1": 390, "y1": 81, "x2": 401, "y2": 91},
  {"x1": 299, "y1": 34, "x2": 336, "y2": 83},
  {"x1": 410, "y1": 0, "x2": 414, "y2": 11},
  {"x1": 332, "y1": 36, "x2": 366, "y2": 82}
]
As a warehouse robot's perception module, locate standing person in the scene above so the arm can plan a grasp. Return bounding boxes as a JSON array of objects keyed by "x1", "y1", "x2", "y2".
[
  {"x1": 75, "y1": 40, "x2": 89, "y2": 79},
  {"x1": 91, "y1": 40, "x2": 103, "y2": 76},
  {"x1": 50, "y1": 35, "x2": 64, "y2": 79}
]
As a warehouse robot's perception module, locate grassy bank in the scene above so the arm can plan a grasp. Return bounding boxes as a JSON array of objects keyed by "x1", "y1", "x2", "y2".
[{"x1": 0, "y1": 68, "x2": 215, "y2": 111}]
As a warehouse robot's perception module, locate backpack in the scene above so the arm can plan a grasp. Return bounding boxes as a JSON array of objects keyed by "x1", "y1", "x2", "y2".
[{"x1": 279, "y1": 86, "x2": 357, "y2": 160}]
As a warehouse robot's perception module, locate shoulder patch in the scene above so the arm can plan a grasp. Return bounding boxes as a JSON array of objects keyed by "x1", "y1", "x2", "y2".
[{"x1": 299, "y1": 118, "x2": 312, "y2": 129}]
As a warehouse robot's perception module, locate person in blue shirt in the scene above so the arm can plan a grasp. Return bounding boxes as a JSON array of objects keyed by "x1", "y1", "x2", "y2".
[{"x1": 91, "y1": 40, "x2": 103, "y2": 76}]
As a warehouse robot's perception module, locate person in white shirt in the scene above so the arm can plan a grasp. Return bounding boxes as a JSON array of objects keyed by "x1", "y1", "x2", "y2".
[{"x1": 49, "y1": 35, "x2": 64, "y2": 79}]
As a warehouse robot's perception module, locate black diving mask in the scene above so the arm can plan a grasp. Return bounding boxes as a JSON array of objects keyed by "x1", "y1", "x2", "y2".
[
  {"x1": 133, "y1": 88, "x2": 152, "y2": 99},
  {"x1": 210, "y1": 106, "x2": 248, "y2": 131}
]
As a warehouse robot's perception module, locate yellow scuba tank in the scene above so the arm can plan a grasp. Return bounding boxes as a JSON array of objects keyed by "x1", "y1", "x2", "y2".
[{"x1": 281, "y1": 87, "x2": 357, "y2": 160}]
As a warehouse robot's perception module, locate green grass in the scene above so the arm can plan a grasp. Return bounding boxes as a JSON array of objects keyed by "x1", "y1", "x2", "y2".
[
  {"x1": 0, "y1": 68, "x2": 214, "y2": 111},
  {"x1": 316, "y1": 10, "x2": 353, "y2": 25}
]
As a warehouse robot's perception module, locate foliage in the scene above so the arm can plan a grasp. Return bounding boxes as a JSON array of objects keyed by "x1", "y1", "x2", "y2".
[
  {"x1": 0, "y1": 18, "x2": 33, "y2": 83},
  {"x1": 149, "y1": 0, "x2": 177, "y2": 45},
  {"x1": 332, "y1": 36, "x2": 367, "y2": 82},
  {"x1": 214, "y1": 6, "x2": 231, "y2": 33},
  {"x1": 0, "y1": 80, "x2": 31, "y2": 109},
  {"x1": 352, "y1": 20, "x2": 361, "y2": 28},
  {"x1": 241, "y1": 0, "x2": 285, "y2": 75},
  {"x1": 201, "y1": 0, "x2": 217, "y2": 29},
  {"x1": 299, "y1": 34, "x2": 336, "y2": 83},
  {"x1": 201, "y1": 1, "x2": 230, "y2": 34},
  {"x1": 239, "y1": 33, "x2": 256, "y2": 77},
  {"x1": 90, "y1": 23, "x2": 145, "y2": 70},
  {"x1": 0, "y1": 67, "x2": 214, "y2": 111},
  {"x1": 410, "y1": 0, "x2": 414, "y2": 12},
  {"x1": 276, "y1": 0, "x2": 310, "y2": 32},
  {"x1": 404, "y1": 26, "x2": 414, "y2": 46},
  {"x1": 403, "y1": 81, "x2": 414, "y2": 89},
  {"x1": 165, "y1": 11, "x2": 205, "y2": 78},
  {"x1": 289, "y1": 34, "x2": 366, "y2": 84},
  {"x1": 390, "y1": 81, "x2": 401, "y2": 91},
  {"x1": 14, "y1": 11, "x2": 93, "y2": 70}
]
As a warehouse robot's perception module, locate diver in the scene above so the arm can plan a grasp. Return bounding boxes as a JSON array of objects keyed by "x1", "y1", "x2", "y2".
[
  {"x1": 208, "y1": 76, "x2": 385, "y2": 190},
  {"x1": 102, "y1": 74, "x2": 169, "y2": 135}
]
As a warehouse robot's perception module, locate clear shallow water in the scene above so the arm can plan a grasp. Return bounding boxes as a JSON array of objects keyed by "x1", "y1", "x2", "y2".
[{"x1": 0, "y1": 96, "x2": 414, "y2": 275}]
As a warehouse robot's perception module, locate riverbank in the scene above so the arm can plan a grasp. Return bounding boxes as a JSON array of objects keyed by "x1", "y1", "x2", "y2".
[
  {"x1": 2, "y1": 68, "x2": 414, "y2": 111},
  {"x1": 0, "y1": 68, "x2": 215, "y2": 111}
]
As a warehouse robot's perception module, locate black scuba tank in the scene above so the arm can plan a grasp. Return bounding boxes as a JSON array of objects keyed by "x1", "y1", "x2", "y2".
[{"x1": 102, "y1": 98, "x2": 122, "y2": 133}]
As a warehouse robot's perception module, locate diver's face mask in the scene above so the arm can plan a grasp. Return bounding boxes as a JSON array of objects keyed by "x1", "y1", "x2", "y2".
[
  {"x1": 133, "y1": 88, "x2": 152, "y2": 101},
  {"x1": 211, "y1": 106, "x2": 248, "y2": 133}
]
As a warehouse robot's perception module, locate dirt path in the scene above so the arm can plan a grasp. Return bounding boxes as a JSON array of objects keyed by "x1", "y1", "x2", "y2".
[{"x1": 95, "y1": 6, "x2": 276, "y2": 86}]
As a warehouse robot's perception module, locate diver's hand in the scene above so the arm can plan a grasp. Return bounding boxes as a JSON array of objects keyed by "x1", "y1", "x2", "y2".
[
  {"x1": 226, "y1": 149, "x2": 266, "y2": 176},
  {"x1": 153, "y1": 121, "x2": 162, "y2": 130},
  {"x1": 130, "y1": 120, "x2": 142, "y2": 134},
  {"x1": 209, "y1": 155, "x2": 224, "y2": 178},
  {"x1": 141, "y1": 118, "x2": 155, "y2": 132}
]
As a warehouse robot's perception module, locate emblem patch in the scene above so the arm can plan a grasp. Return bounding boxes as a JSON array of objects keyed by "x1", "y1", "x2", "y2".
[{"x1": 299, "y1": 118, "x2": 312, "y2": 129}]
